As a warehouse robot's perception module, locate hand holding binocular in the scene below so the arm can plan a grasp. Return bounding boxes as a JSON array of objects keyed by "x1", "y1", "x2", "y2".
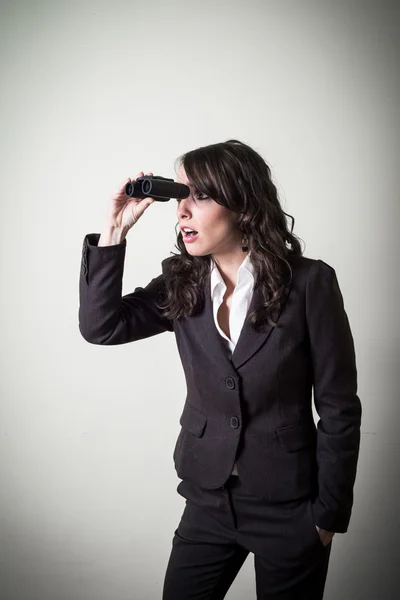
[{"x1": 125, "y1": 176, "x2": 190, "y2": 202}]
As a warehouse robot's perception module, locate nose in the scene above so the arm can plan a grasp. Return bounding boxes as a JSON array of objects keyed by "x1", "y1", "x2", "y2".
[{"x1": 176, "y1": 195, "x2": 192, "y2": 219}]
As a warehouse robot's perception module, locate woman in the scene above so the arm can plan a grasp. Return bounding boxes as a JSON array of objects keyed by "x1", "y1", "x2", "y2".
[{"x1": 79, "y1": 139, "x2": 361, "y2": 599}]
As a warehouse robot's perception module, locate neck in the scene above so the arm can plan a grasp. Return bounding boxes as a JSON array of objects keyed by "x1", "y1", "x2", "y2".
[{"x1": 212, "y1": 248, "x2": 250, "y2": 290}]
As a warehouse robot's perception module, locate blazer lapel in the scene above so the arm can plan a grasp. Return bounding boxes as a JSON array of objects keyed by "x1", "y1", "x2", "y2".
[
  {"x1": 231, "y1": 282, "x2": 292, "y2": 369},
  {"x1": 189, "y1": 275, "x2": 235, "y2": 371},
  {"x1": 192, "y1": 273, "x2": 293, "y2": 371}
]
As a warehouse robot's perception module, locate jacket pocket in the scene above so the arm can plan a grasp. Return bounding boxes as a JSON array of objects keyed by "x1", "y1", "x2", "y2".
[
  {"x1": 276, "y1": 422, "x2": 316, "y2": 452},
  {"x1": 179, "y1": 402, "x2": 207, "y2": 437}
]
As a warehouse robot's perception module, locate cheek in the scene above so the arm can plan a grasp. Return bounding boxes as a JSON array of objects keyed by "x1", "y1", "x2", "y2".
[
  {"x1": 214, "y1": 216, "x2": 238, "y2": 238},
  {"x1": 205, "y1": 208, "x2": 235, "y2": 232},
  {"x1": 204, "y1": 219, "x2": 230, "y2": 238}
]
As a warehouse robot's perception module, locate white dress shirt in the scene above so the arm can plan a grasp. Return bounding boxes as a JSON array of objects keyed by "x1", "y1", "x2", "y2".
[{"x1": 210, "y1": 252, "x2": 256, "y2": 476}]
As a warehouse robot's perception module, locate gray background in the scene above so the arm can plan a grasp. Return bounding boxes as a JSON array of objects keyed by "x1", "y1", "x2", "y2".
[{"x1": 1, "y1": 0, "x2": 399, "y2": 598}]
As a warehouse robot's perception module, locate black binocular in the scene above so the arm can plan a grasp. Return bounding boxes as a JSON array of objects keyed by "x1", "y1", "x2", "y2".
[{"x1": 125, "y1": 175, "x2": 190, "y2": 202}]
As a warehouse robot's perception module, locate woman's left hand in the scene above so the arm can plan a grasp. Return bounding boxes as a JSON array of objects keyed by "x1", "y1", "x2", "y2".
[{"x1": 316, "y1": 526, "x2": 335, "y2": 547}]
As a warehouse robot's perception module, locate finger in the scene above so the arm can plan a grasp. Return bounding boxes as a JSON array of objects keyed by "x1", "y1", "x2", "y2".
[{"x1": 140, "y1": 197, "x2": 155, "y2": 209}]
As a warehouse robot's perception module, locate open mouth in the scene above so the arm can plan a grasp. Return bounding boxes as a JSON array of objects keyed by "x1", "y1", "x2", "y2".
[{"x1": 182, "y1": 229, "x2": 199, "y2": 242}]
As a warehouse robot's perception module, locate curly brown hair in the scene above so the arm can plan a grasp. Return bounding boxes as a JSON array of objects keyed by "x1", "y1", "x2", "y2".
[{"x1": 157, "y1": 139, "x2": 304, "y2": 330}]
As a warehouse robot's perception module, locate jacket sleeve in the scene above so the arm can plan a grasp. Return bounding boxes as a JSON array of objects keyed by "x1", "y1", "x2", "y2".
[
  {"x1": 305, "y1": 259, "x2": 362, "y2": 533},
  {"x1": 78, "y1": 233, "x2": 173, "y2": 345}
]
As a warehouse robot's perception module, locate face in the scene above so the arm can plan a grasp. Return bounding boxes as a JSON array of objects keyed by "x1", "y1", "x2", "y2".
[{"x1": 176, "y1": 164, "x2": 242, "y2": 258}]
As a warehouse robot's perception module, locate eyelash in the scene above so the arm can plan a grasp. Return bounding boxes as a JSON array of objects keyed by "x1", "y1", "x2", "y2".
[{"x1": 176, "y1": 193, "x2": 209, "y2": 203}]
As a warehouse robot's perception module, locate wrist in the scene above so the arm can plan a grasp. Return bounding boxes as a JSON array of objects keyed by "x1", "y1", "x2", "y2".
[{"x1": 98, "y1": 225, "x2": 129, "y2": 246}]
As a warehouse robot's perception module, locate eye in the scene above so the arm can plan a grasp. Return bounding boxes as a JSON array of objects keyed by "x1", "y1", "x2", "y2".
[{"x1": 176, "y1": 192, "x2": 209, "y2": 203}]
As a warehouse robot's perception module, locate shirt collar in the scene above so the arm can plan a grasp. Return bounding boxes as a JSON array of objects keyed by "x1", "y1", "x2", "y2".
[{"x1": 210, "y1": 252, "x2": 255, "y2": 299}]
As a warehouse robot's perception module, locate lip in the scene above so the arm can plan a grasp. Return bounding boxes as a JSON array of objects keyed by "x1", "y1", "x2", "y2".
[{"x1": 182, "y1": 231, "x2": 199, "y2": 243}]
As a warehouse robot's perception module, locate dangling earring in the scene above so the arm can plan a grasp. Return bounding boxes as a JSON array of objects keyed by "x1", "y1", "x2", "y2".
[{"x1": 241, "y1": 234, "x2": 249, "y2": 252}]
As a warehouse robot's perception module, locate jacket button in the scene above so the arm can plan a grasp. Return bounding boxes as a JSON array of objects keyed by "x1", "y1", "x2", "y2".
[
  {"x1": 230, "y1": 416, "x2": 239, "y2": 429},
  {"x1": 225, "y1": 377, "x2": 235, "y2": 389}
]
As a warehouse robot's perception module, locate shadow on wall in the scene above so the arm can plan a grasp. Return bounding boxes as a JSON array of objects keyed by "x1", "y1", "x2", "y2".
[{"x1": 324, "y1": 340, "x2": 400, "y2": 600}]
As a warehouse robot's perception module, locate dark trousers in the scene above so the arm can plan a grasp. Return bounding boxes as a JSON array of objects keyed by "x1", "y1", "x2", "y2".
[{"x1": 162, "y1": 474, "x2": 332, "y2": 599}]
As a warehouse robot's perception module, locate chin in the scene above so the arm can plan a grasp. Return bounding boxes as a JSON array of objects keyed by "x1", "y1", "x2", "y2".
[
  {"x1": 183, "y1": 238, "x2": 215, "y2": 257},
  {"x1": 185, "y1": 247, "x2": 207, "y2": 257}
]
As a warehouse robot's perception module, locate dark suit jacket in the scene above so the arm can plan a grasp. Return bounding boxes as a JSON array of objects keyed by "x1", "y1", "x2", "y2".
[{"x1": 79, "y1": 233, "x2": 362, "y2": 533}]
